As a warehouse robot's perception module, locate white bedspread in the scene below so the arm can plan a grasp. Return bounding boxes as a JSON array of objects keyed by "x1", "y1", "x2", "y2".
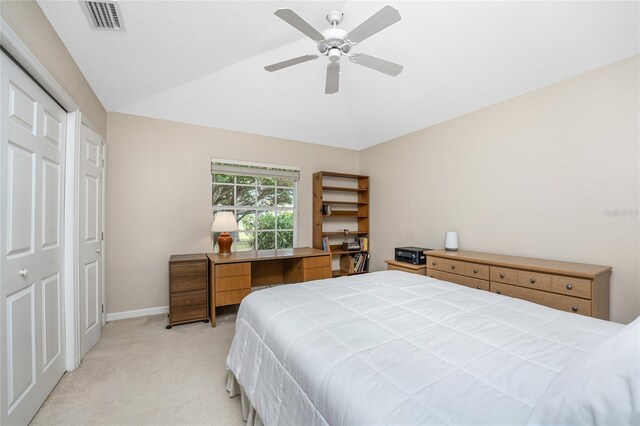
[{"x1": 226, "y1": 271, "x2": 622, "y2": 425}]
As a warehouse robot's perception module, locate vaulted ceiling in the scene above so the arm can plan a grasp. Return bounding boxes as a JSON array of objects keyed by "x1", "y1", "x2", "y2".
[{"x1": 39, "y1": 1, "x2": 639, "y2": 150}]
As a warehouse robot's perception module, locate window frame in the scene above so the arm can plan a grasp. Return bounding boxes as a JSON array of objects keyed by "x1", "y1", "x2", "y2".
[{"x1": 211, "y1": 158, "x2": 299, "y2": 252}]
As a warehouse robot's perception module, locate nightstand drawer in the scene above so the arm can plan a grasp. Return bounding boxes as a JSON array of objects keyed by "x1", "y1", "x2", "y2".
[
  {"x1": 427, "y1": 256, "x2": 446, "y2": 271},
  {"x1": 216, "y1": 262, "x2": 251, "y2": 278},
  {"x1": 551, "y1": 275, "x2": 591, "y2": 299},
  {"x1": 170, "y1": 261, "x2": 207, "y2": 292},
  {"x1": 216, "y1": 275, "x2": 251, "y2": 292},
  {"x1": 303, "y1": 256, "x2": 331, "y2": 269},
  {"x1": 216, "y1": 289, "x2": 251, "y2": 307}
]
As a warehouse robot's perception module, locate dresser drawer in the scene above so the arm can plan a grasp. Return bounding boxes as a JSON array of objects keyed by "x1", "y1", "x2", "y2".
[
  {"x1": 171, "y1": 289, "x2": 207, "y2": 308},
  {"x1": 216, "y1": 289, "x2": 251, "y2": 307},
  {"x1": 303, "y1": 267, "x2": 332, "y2": 282},
  {"x1": 444, "y1": 259, "x2": 466, "y2": 274},
  {"x1": 551, "y1": 275, "x2": 591, "y2": 299},
  {"x1": 427, "y1": 256, "x2": 446, "y2": 271},
  {"x1": 491, "y1": 282, "x2": 591, "y2": 316},
  {"x1": 216, "y1": 275, "x2": 251, "y2": 292},
  {"x1": 516, "y1": 270, "x2": 551, "y2": 291},
  {"x1": 303, "y1": 256, "x2": 331, "y2": 269},
  {"x1": 490, "y1": 266, "x2": 518, "y2": 285},
  {"x1": 170, "y1": 261, "x2": 207, "y2": 292},
  {"x1": 464, "y1": 262, "x2": 490, "y2": 280},
  {"x1": 430, "y1": 270, "x2": 490, "y2": 291},
  {"x1": 215, "y1": 262, "x2": 251, "y2": 278}
]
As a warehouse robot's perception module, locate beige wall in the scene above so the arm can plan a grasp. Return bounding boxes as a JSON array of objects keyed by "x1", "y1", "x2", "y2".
[
  {"x1": 105, "y1": 112, "x2": 360, "y2": 314},
  {"x1": 1, "y1": 0, "x2": 107, "y2": 135},
  {"x1": 360, "y1": 56, "x2": 640, "y2": 323}
]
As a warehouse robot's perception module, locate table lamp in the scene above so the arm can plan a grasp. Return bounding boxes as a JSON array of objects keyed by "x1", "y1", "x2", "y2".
[{"x1": 211, "y1": 211, "x2": 239, "y2": 255}]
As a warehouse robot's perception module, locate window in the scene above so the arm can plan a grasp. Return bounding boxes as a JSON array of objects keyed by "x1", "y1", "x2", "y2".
[{"x1": 212, "y1": 159, "x2": 299, "y2": 251}]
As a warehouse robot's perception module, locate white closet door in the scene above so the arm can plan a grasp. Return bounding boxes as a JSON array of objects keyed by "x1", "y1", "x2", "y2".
[
  {"x1": 1, "y1": 53, "x2": 67, "y2": 425},
  {"x1": 79, "y1": 124, "x2": 102, "y2": 359}
]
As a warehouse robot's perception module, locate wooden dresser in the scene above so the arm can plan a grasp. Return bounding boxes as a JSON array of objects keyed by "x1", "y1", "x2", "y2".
[
  {"x1": 167, "y1": 254, "x2": 210, "y2": 329},
  {"x1": 426, "y1": 250, "x2": 611, "y2": 319}
]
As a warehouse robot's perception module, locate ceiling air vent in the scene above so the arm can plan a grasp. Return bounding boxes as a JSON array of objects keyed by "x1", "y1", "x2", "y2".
[{"x1": 81, "y1": 1, "x2": 125, "y2": 30}]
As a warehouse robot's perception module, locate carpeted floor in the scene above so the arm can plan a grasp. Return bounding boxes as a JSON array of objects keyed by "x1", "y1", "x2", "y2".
[{"x1": 31, "y1": 313, "x2": 244, "y2": 425}]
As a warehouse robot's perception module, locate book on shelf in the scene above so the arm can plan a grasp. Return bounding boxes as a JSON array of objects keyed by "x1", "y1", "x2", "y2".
[{"x1": 321, "y1": 236, "x2": 331, "y2": 253}]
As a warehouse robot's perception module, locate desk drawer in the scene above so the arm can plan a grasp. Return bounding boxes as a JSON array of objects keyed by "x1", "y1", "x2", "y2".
[
  {"x1": 216, "y1": 289, "x2": 251, "y2": 307},
  {"x1": 216, "y1": 262, "x2": 251, "y2": 278},
  {"x1": 551, "y1": 275, "x2": 591, "y2": 299},
  {"x1": 171, "y1": 290, "x2": 207, "y2": 308},
  {"x1": 303, "y1": 267, "x2": 332, "y2": 282},
  {"x1": 216, "y1": 275, "x2": 251, "y2": 292},
  {"x1": 303, "y1": 256, "x2": 331, "y2": 269},
  {"x1": 170, "y1": 261, "x2": 207, "y2": 292},
  {"x1": 491, "y1": 282, "x2": 591, "y2": 316},
  {"x1": 427, "y1": 256, "x2": 446, "y2": 271}
]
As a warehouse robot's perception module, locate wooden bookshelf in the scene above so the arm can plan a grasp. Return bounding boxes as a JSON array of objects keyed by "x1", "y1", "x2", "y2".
[{"x1": 313, "y1": 171, "x2": 370, "y2": 277}]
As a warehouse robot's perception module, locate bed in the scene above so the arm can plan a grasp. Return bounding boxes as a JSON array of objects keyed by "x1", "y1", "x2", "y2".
[{"x1": 226, "y1": 270, "x2": 639, "y2": 425}]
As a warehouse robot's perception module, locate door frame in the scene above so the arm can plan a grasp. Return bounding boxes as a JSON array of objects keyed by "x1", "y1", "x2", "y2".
[{"x1": 1, "y1": 19, "x2": 105, "y2": 371}]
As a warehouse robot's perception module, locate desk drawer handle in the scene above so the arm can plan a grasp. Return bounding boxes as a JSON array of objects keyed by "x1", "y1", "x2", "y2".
[
  {"x1": 451, "y1": 265, "x2": 456, "y2": 270},
  {"x1": 473, "y1": 269, "x2": 479, "y2": 274},
  {"x1": 530, "y1": 278, "x2": 536, "y2": 284},
  {"x1": 566, "y1": 284, "x2": 573, "y2": 290},
  {"x1": 499, "y1": 273, "x2": 505, "y2": 279},
  {"x1": 571, "y1": 306, "x2": 578, "y2": 312}
]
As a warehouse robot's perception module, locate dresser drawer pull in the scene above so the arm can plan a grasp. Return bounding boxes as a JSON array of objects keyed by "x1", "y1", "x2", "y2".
[
  {"x1": 473, "y1": 269, "x2": 478, "y2": 274},
  {"x1": 571, "y1": 306, "x2": 578, "y2": 312},
  {"x1": 451, "y1": 265, "x2": 456, "y2": 270},
  {"x1": 432, "y1": 261, "x2": 436, "y2": 266},
  {"x1": 566, "y1": 284, "x2": 573, "y2": 290},
  {"x1": 496, "y1": 290, "x2": 502, "y2": 295},
  {"x1": 499, "y1": 273, "x2": 505, "y2": 279},
  {"x1": 476, "y1": 285, "x2": 481, "y2": 289},
  {"x1": 530, "y1": 278, "x2": 536, "y2": 284}
]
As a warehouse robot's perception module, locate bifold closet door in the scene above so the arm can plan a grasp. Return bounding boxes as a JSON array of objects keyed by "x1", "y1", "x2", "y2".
[
  {"x1": 0, "y1": 53, "x2": 67, "y2": 424},
  {"x1": 79, "y1": 124, "x2": 103, "y2": 359}
]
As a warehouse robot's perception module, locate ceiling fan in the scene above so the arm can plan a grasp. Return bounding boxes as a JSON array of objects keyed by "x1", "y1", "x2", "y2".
[{"x1": 264, "y1": 5, "x2": 403, "y2": 94}]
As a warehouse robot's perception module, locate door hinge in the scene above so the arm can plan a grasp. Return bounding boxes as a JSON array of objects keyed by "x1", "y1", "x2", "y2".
[
  {"x1": 101, "y1": 231, "x2": 104, "y2": 241},
  {"x1": 102, "y1": 304, "x2": 104, "y2": 313}
]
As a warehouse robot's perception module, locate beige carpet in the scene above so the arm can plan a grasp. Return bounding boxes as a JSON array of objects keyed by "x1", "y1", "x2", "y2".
[{"x1": 31, "y1": 313, "x2": 244, "y2": 425}]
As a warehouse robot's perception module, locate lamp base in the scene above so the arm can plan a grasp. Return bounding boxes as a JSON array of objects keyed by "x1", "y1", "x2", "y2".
[{"x1": 217, "y1": 232, "x2": 233, "y2": 255}]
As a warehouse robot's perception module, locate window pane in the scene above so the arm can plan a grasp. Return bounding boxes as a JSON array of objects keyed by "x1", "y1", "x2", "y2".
[
  {"x1": 212, "y1": 185, "x2": 233, "y2": 206},
  {"x1": 276, "y1": 211, "x2": 294, "y2": 230},
  {"x1": 257, "y1": 177, "x2": 275, "y2": 186},
  {"x1": 257, "y1": 187, "x2": 276, "y2": 207},
  {"x1": 236, "y1": 175, "x2": 256, "y2": 184},
  {"x1": 236, "y1": 231, "x2": 256, "y2": 251},
  {"x1": 257, "y1": 211, "x2": 275, "y2": 230},
  {"x1": 277, "y1": 231, "x2": 293, "y2": 249},
  {"x1": 237, "y1": 211, "x2": 256, "y2": 231},
  {"x1": 236, "y1": 186, "x2": 257, "y2": 206},
  {"x1": 276, "y1": 188, "x2": 294, "y2": 207},
  {"x1": 276, "y1": 178, "x2": 294, "y2": 187},
  {"x1": 213, "y1": 173, "x2": 234, "y2": 183},
  {"x1": 257, "y1": 231, "x2": 276, "y2": 250}
]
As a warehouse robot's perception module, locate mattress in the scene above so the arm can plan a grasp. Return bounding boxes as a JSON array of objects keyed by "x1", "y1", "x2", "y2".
[{"x1": 226, "y1": 270, "x2": 623, "y2": 425}]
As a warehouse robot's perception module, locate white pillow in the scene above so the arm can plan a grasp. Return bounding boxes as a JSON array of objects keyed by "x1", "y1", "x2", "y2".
[{"x1": 527, "y1": 316, "x2": 640, "y2": 426}]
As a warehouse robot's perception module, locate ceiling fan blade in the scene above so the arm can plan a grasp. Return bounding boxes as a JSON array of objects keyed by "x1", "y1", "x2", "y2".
[
  {"x1": 274, "y1": 9, "x2": 325, "y2": 42},
  {"x1": 345, "y1": 5, "x2": 401, "y2": 44},
  {"x1": 349, "y1": 53, "x2": 403, "y2": 76},
  {"x1": 264, "y1": 55, "x2": 319, "y2": 72},
  {"x1": 325, "y1": 63, "x2": 340, "y2": 94}
]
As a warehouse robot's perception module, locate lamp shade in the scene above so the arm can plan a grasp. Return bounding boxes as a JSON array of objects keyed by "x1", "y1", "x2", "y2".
[{"x1": 211, "y1": 211, "x2": 239, "y2": 233}]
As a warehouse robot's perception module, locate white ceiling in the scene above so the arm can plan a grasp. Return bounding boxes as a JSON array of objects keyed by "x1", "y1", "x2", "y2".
[{"x1": 39, "y1": 1, "x2": 639, "y2": 150}]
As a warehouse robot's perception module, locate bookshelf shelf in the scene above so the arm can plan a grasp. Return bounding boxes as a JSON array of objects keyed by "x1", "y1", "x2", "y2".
[{"x1": 313, "y1": 171, "x2": 370, "y2": 277}]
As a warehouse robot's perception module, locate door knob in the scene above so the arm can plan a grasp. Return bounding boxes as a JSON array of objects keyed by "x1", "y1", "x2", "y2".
[
  {"x1": 19, "y1": 269, "x2": 28, "y2": 277},
  {"x1": 96, "y1": 248, "x2": 101, "y2": 253}
]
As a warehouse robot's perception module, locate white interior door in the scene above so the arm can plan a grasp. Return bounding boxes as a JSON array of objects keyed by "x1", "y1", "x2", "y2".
[
  {"x1": 1, "y1": 53, "x2": 67, "y2": 425},
  {"x1": 78, "y1": 124, "x2": 102, "y2": 360}
]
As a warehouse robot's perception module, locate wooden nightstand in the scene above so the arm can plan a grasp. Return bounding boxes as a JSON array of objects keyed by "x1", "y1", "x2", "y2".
[
  {"x1": 167, "y1": 254, "x2": 210, "y2": 329},
  {"x1": 385, "y1": 259, "x2": 426, "y2": 275}
]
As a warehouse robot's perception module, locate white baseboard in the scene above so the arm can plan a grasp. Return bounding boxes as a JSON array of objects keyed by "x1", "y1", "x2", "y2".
[{"x1": 106, "y1": 306, "x2": 169, "y2": 322}]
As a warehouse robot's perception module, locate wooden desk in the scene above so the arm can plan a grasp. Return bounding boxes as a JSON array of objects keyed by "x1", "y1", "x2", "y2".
[{"x1": 206, "y1": 248, "x2": 331, "y2": 326}]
